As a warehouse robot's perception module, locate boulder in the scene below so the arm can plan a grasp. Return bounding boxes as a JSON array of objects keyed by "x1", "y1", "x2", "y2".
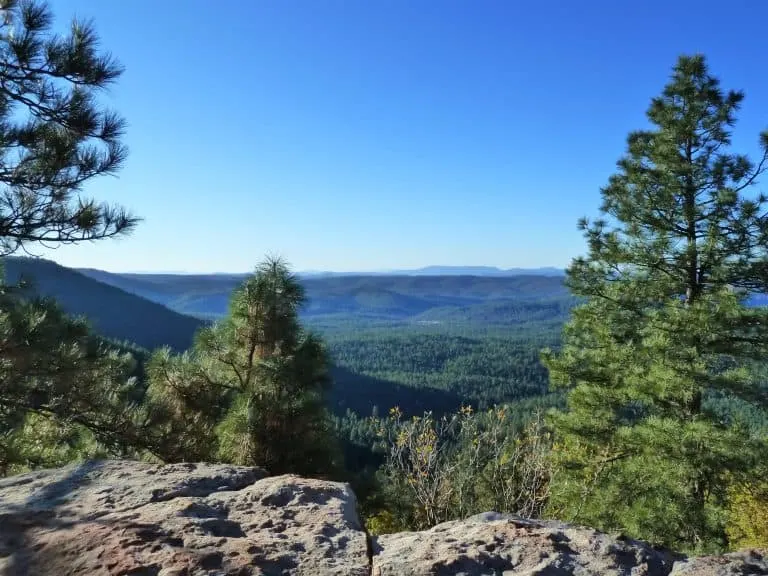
[
  {"x1": 669, "y1": 549, "x2": 768, "y2": 575},
  {"x1": 0, "y1": 460, "x2": 369, "y2": 575},
  {"x1": 371, "y1": 512, "x2": 677, "y2": 575}
]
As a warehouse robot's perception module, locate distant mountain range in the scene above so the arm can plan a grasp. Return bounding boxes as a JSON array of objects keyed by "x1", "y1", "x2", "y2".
[
  {"x1": 113, "y1": 266, "x2": 566, "y2": 278},
  {"x1": 298, "y1": 266, "x2": 566, "y2": 278},
  {"x1": 1, "y1": 257, "x2": 572, "y2": 349},
  {"x1": 75, "y1": 267, "x2": 571, "y2": 321}
]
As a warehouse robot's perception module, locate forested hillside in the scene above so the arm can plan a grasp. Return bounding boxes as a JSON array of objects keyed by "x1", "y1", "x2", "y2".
[
  {"x1": 3, "y1": 258, "x2": 205, "y2": 351},
  {"x1": 325, "y1": 324, "x2": 561, "y2": 416},
  {"x1": 76, "y1": 268, "x2": 245, "y2": 318}
]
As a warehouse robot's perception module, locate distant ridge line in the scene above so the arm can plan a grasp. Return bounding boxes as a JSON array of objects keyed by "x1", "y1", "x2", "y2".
[{"x1": 83, "y1": 266, "x2": 567, "y2": 278}]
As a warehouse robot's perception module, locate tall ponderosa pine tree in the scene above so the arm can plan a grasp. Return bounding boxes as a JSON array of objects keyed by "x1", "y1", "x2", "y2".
[
  {"x1": 543, "y1": 55, "x2": 768, "y2": 551},
  {"x1": 146, "y1": 257, "x2": 341, "y2": 477},
  {"x1": 0, "y1": 0, "x2": 142, "y2": 473}
]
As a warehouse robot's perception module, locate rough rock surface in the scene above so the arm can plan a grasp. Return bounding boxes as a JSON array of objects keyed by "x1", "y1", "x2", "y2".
[
  {"x1": 669, "y1": 550, "x2": 768, "y2": 575},
  {"x1": 0, "y1": 460, "x2": 369, "y2": 575},
  {"x1": 0, "y1": 460, "x2": 765, "y2": 575},
  {"x1": 372, "y1": 512, "x2": 678, "y2": 575}
]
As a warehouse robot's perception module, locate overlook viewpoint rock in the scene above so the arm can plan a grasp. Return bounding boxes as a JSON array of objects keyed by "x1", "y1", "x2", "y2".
[{"x1": 0, "y1": 460, "x2": 765, "y2": 575}]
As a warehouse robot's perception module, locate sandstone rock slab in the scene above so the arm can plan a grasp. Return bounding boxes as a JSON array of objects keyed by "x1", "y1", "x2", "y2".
[
  {"x1": 669, "y1": 549, "x2": 768, "y2": 575},
  {"x1": 0, "y1": 459, "x2": 369, "y2": 576},
  {"x1": 2, "y1": 460, "x2": 766, "y2": 576},
  {"x1": 372, "y1": 512, "x2": 676, "y2": 576}
]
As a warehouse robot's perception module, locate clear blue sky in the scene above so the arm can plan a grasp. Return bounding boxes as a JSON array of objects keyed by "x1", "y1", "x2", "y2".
[{"x1": 40, "y1": 0, "x2": 768, "y2": 273}]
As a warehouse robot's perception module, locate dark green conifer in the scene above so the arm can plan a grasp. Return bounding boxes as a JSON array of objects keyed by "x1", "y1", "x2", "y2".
[
  {"x1": 544, "y1": 54, "x2": 768, "y2": 551},
  {"x1": 0, "y1": 0, "x2": 140, "y2": 473},
  {"x1": 147, "y1": 257, "x2": 342, "y2": 477}
]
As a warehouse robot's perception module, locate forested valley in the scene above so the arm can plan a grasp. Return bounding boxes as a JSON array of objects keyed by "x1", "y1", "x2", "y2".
[{"x1": 1, "y1": 0, "x2": 767, "y2": 557}]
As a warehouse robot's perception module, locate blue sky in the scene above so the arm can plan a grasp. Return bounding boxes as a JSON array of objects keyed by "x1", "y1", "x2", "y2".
[{"x1": 40, "y1": 0, "x2": 768, "y2": 273}]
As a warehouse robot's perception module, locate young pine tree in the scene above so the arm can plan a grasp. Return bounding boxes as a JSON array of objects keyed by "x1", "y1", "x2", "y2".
[
  {"x1": 146, "y1": 257, "x2": 341, "y2": 477},
  {"x1": 543, "y1": 54, "x2": 768, "y2": 552},
  {"x1": 0, "y1": 281, "x2": 146, "y2": 474}
]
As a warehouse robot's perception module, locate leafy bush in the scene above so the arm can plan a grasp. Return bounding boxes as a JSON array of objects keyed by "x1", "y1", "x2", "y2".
[
  {"x1": 370, "y1": 406, "x2": 553, "y2": 532},
  {"x1": 726, "y1": 480, "x2": 768, "y2": 549}
]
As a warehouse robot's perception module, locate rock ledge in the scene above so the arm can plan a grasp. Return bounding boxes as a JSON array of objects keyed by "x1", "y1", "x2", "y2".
[{"x1": 0, "y1": 460, "x2": 765, "y2": 575}]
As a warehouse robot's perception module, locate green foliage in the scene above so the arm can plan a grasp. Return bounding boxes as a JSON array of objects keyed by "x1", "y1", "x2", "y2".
[
  {"x1": 326, "y1": 326, "x2": 561, "y2": 417},
  {"x1": 145, "y1": 257, "x2": 342, "y2": 477},
  {"x1": 726, "y1": 478, "x2": 768, "y2": 549},
  {"x1": 543, "y1": 54, "x2": 768, "y2": 552},
  {"x1": 0, "y1": 263, "x2": 152, "y2": 474},
  {"x1": 68, "y1": 264, "x2": 573, "y2": 420},
  {"x1": 2, "y1": 413, "x2": 108, "y2": 475},
  {"x1": 0, "y1": 0, "x2": 137, "y2": 255},
  {"x1": 365, "y1": 509, "x2": 407, "y2": 536},
  {"x1": 0, "y1": 0, "x2": 162, "y2": 477},
  {"x1": 333, "y1": 394, "x2": 564, "y2": 512}
]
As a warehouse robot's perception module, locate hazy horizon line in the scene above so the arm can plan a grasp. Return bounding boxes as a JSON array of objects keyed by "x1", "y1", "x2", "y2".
[{"x1": 80, "y1": 264, "x2": 567, "y2": 276}]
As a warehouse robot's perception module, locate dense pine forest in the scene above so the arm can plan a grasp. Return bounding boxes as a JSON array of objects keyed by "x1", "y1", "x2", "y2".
[{"x1": 1, "y1": 0, "x2": 767, "y2": 557}]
